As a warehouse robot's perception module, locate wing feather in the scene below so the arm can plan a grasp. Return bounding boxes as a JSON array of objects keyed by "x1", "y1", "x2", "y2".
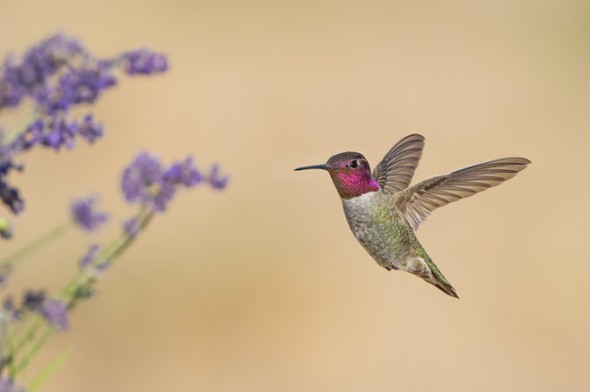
[
  {"x1": 395, "y1": 157, "x2": 531, "y2": 230},
  {"x1": 372, "y1": 134, "x2": 425, "y2": 194}
]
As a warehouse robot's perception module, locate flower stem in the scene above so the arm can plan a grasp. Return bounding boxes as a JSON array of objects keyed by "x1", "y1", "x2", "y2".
[
  {"x1": 7, "y1": 317, "x2": 43, "y2": 378},
  {"x1": 0, "y1": 222, "x2": 72, "y2": 269},
  {"x1": 28, "y1": 347, "x2": 73, "y2": 392},
  {"x1": 62, "y1": 208, "x2": 153, "y2": 305},
  {"x1": 12, "y1": 317, "x2": 42, "y2": 355},
  {"x1": 0, "y1": 312, "x2": 8, "y2": 372},
  {"x1": 11, "y1": 325, "x2": 53, "y2": 377},
  {"x1": 10, "y1": 206, "x2": 154, "y2": 380}
]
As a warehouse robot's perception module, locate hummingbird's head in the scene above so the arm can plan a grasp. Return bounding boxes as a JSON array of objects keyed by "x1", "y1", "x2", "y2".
[{"x1": 295, "y1": 152, "x2": 379, "y2": 199}]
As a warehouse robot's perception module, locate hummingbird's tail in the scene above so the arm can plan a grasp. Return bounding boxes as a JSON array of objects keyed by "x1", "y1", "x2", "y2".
[
  {"x1": 414, "y1": 246, "x2": 459, "y2": 298},
  {"x1": 428, "y1": 271, "x2": 459, "y2": 298}
]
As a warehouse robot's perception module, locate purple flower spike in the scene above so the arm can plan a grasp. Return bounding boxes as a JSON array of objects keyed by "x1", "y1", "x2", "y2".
[
  {"x1": 22, "y1": 290, "x2": 70, "y2": 330},
  {"x1": 0, "y1": 181, "x2": 24, "y2": 214},
  {"x1": 151, "y1": 181, "x2": 176, "y2": 212},
  {"x1": 164, "y1": 156, "x2": 201, "y2": 187},
  {"x1": 0, "y1": 378, "x2": 26, "y2": 392},
  {"x1": 39, "y1": 299, "x2": 70, "y2": 331},
  {"x1": 21, "y1": 33, "x2": 85, "y2": 85},
  {"x1": 0, "y1": 264, "x2": 11, "y2": 287},
  {"x1": 2, "y1": 297, "x2": 22, "y2": 321},
  {"x1": 207, "y1": 163, "x2": 229, "y2": 190},
  {"x1": 71, "y1": 195, "x2": 109, "y2": 231},
  {"x1": 59, "y1": 68, "x2": 117, "y2": 106},
  {"x1": 12, "y1": 119, "x2": 44, "y2": 151},
  {"x1": 121, "y1": 152, "x2": 177, "y2": 211},
  {"x1": 23, "y1": 290, "x2": 46, "y2": 309},
  {"x1": 0, "y1": 135, "x2": 19, "y2": 176},
  {"x1": 0, "y1": 63, "x2": 26, "y2": 109},
  {"x1": 79, "y1": 244, "x2": 101, "y2": 269},
  {"x1": 123, "y1": 217, "x2": 140, "y2": 236},
  {"x1": 121, "y1": 152, "x2": 163, "y2": 203},
  {"x1": 121, "y1": 49, "x2": 168, "y2": 75},
  {"x1": 121, "y1": 152, "x2": 228, "y2": 212},
  {"x1": 41, "y1": 118, "x2": 81, "y2": 151},
  {"x1": 78, "y1": 114, "x2": 103, "y2": 144},
  {"x1": 0, "y1": 32, "x2": 170, "y2": 218},
  {"x1": 0, "y1": 32, "x2": 85, "y2": 111}
]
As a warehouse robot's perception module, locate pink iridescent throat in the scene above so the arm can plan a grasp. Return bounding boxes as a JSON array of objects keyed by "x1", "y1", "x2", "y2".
[{"x1": 330, "y1": 170, "x2": 380, "y2": 199}]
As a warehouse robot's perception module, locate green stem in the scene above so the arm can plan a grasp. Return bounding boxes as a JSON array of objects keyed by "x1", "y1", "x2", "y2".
[
  {"x1": 7, "y1": 317, "x2": 43, "y2": 378},
  {"x1": 4, "y1": 221, "x2": 72, "y2": 375},
  {"x1": 0, "y1": 312, "x2": 7, "y2": 372},
  {"x1": 13, "y1": 318, "x2": 42, "y2": 355},
  {"x1": 62, "y1": 208, "x2": 153, "y2": 305},
  {"x1": 10, "y1": 206, "x2": 154, "y2": 380},
  {"x1": 5, "y1": 119, "x2": 36, "y2": 145},
  {"x1": 7, "y1": 330, "x2": 16, "y2": 377},
  {"x1": 28, "y1": 347, "x2": 73, "y2": 392},
  {"x1": 1, "y1": 222, "x2": 72, "y2": 269},
  {"x1": 11, "y1": 325, "x2": 53, "y2": 377},
  {"x1": 107, "y1": 211, "x2": 153, "y2": 261}
]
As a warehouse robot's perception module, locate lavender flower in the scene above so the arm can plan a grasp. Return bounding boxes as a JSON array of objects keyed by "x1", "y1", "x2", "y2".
[
  {"x1": 58, "y1": 67, "x2": 117, "y2": 105},
  {"x1": 11, "y1": 120, "x2": 44, "y2": 151},
  {"x1": 122, "y1": 217, "x2": 140, "y2": 236},
  {"x1": 120, "y1": 152, "x2": 162, "y2": 201},
  {"x1": 2, "y1": 297, "x2": 21, "y2": 321},
  {"x1": 42, "y1": 118, "x2": 78, "y2": 150},
  {"x1": 206, "y1": 163, "x2": 229, "y2": 190},
  {"x1": 79, "y1": 244, "x2": 101, "y2": 269},
  {"x1": 151, "y1": 182, "x2": 176, "y2": 212},
  {"x1": 0, "y1": 181, "x2": 23, "y2": 214},
  {"x1": 78, "y1": 114, "x2": 103, "y2": 144},
  {"x1": 0, "y1": 31, "x2": 230, "y2": 390},
  {"x1": 77, "y1": 243, "x2": 110, "y2": 282},
  {"x1": 23, "y1": 290, "x2": 46, "y2": 309},
  {"x1": 164, "y1": 156, "x2": 201, "y2": 186},
  {"x1": 71, "y1": 196, "x2": 109, "y2": 231},
  {"x1": 121, "y1": 152, "x2": 172, "y2": 212},
  {"x1": 0, "y1": 32, "x2": 169, "y2": 218},
  {"x1": 0, "y1": 33, "x2": 84, "y2": 110},
  {"x1": 0, "y1": 67, "x2": 24, "y2": 110},
  {"x1": 39, "y1": 299, "x2": 69, "y2": 331},
  {"x1": 121, "y1": 49, "x2": 168, "y2": 75},
  {"x1": 22, "y1": 290, "x2": 69, "y2": 330},
  {"x1": 0, "y1": 270, "x2": 9, "y2": 289},
  {"x1": 121, "y1": 152, "x2": 226, "y2": 212},
  {"x1": 0, "y1": 378, "x2": 25, "y2": 392}
]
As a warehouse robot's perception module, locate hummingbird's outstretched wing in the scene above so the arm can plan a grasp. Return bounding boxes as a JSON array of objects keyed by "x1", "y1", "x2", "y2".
[
  {"x1": 394, "y1": 157, "x2": 531, "y2": 230},
  {"x1": 372, "y1": 134, "x2": 425, "y2": 194}
]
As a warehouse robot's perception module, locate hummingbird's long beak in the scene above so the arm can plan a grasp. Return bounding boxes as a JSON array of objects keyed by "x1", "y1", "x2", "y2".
[{"x1": 294, "y1": 164, "x2": 328, "y2": 171}]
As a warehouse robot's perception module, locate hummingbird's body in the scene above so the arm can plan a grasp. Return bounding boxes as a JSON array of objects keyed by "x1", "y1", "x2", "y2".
[
  {"x1": 342, "y1": 189, "x2": 456, "y2": 296},
  {"x1": 295, "y1": 134, "x2": 530, "y2": 298}
]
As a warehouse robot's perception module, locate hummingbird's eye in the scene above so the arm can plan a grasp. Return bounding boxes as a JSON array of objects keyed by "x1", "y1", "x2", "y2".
[{"x1": 348, "y1": 160, "x2": 359, "y2": 169}]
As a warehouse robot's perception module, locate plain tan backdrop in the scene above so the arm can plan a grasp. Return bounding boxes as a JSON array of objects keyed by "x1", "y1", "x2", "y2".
[{"x1": 1, "y1": 0, "x2": 589, "y2": 391}]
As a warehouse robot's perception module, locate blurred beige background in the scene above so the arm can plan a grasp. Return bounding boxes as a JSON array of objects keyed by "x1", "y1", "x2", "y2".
[{"x1": 1, "y1": 0, "x2": 589, "y2": 391}]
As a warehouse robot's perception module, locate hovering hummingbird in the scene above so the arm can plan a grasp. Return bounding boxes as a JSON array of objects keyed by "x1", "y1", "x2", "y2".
[{"x1": 295, "y1": 134, "x2": 530, "y2": 298}]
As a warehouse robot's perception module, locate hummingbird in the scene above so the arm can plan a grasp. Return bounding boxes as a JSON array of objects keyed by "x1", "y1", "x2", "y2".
[{"x1": 295, "y1": 134, "x2": 530, "y2": 298}]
